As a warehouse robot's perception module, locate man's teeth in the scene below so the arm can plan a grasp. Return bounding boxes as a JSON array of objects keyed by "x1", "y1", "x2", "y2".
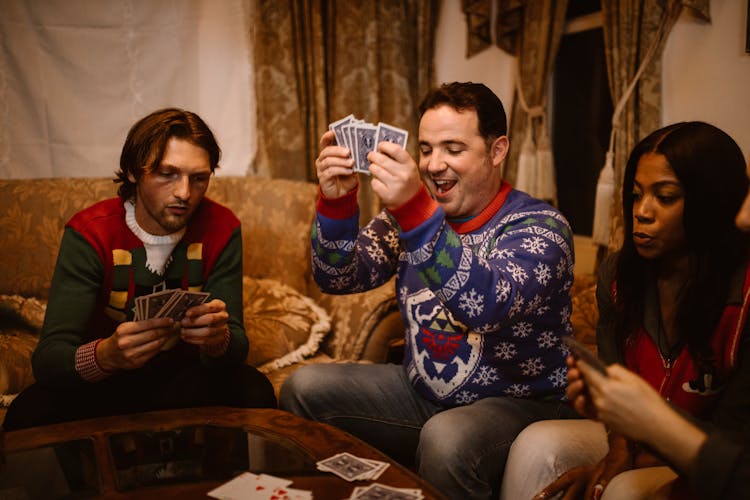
[{"x1": 434, "y1": 180, "x2": 454, "y2": 193}]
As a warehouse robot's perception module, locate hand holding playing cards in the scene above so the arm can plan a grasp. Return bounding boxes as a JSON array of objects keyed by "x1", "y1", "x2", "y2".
[
  {"x1": 316, "y1": 130, "x2": 358, "y2": 199},
  {"x1": 368, "y1": 140, "x2": 421, "y2": 210},
  {"x1": 179, "y1": 298, "x2": 230, "y2": 350},
  {"x1": 96, "y1": 317, "x2": 178, "y2": 371}
]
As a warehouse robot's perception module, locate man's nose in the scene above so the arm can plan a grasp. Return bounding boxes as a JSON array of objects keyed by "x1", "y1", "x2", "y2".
[
  {"x1": 426, "y1": 152, "x2": 446, "y2": 173},
  {"x1": 174, "y1": 175, "x2": 190, "y2": 200}
]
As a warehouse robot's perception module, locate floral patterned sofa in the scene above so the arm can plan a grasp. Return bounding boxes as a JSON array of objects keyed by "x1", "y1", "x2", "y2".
[
  {"x1": 0, "y1": 176, "x2": 403, "y2": 424},
  {"x1": 0, "y1": 176, "x2": 601, "y2": 426}
]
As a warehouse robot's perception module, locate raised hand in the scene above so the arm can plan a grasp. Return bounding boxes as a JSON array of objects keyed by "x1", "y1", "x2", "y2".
[
  {"x1": 367, "y1": 140, "x2": 421, "y2": 210},
  {"x1": 315, "y1": 130, "x2": 358, "y2": 199}
]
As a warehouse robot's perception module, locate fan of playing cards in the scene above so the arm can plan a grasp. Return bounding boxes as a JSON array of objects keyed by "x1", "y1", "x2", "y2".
[
  {"x1": 133, "y1": 289, "x2": 209, "y2": 323},
  {"x1": 329, "y1": 115, "x2": 409, "y2": 175}
]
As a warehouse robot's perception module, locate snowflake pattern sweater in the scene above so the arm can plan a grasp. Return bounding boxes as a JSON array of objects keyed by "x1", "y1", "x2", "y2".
[{"x1": 312, "y1": 183, "x2": 575, "y2": 406}]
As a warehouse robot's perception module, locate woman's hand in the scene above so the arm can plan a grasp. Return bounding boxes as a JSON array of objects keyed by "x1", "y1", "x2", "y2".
[
  {"x1": 565, "y1": 355, "x2": 599, "y2": 420},
  {"x1": 533, "y1": 434, "x2": 634, "y2": 500}
]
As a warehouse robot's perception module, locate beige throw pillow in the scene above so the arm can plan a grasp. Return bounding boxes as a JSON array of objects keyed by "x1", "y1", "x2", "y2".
[{"x1": 242, "y1": 277, "x2": 331, "y2": 373}]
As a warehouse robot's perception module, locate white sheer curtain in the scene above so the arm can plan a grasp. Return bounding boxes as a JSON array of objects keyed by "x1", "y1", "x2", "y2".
[{"x1": 0, "y1": 0, "x2": 255, "y2": 179}]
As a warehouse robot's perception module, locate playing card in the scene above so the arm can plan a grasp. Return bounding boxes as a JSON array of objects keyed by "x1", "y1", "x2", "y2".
[
  {"x1": 329, "y1": 114, "x2": 355, "y2": 148},
  {"x1": 345, "y1": 125, "x2": 357, "y2": 156},
  {"x1": 146, "y1": 289, "x2": 179, "y2": 320},
  {"x1": 159, "y1": 290, "x2": 210, "y2": 322},
  {"x1": 361, "y1": 457, "x2": 389, "y2": 480},
  {"x1": 207, "y1": 471, "x2": 313, "y2": 499},
  {"x1": 316, "y1": 452, "x2": 377, "y2": 481},
  {"x1": 353, "y1": 124, "x2": 377, "y2": 174},
  {"x1": 350, "y1": 483, "x2": 423, "y2": 500},
  {"x1": 375, "y1": 122, "x2": 409, "y2": 149}
]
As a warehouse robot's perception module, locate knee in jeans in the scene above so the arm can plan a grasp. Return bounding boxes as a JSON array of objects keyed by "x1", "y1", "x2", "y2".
[
  {"x1": 279, "y1": 366, "x2": 310, "y2": 411},
  {"x1": 509, "y1": 420, "x2": 579, "y2": 462},
  {"x1": 418, "y1": 413, "x2": 469, "y2": 467}
]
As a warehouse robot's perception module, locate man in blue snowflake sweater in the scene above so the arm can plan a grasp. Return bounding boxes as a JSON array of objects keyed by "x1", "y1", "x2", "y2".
[{"x1": 280, "y1": 82, "x2": 578, "y2": 499}]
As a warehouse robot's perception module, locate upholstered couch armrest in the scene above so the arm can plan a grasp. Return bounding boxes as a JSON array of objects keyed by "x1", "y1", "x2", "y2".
[
  {"x1": 570, "y1": 273, "x2": 599, "y2": 353},
  {"x1": 312, "y1": 278, "x2": 399, "y2": 361}
]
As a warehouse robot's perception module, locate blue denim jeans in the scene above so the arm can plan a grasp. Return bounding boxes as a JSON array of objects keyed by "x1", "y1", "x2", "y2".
[{"x1": 279, "y1": 363, "x2": 577, "y2": 500}]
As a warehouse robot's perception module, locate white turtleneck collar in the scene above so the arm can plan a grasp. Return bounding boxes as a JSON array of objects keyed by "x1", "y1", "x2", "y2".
[{"x1": 125, "y1": 200, "x2": 185, "y2": 276}]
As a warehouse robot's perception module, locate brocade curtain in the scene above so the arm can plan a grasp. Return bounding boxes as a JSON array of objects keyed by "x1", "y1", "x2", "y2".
[
  {"x1": 252, "y1": 0, "x2": 439, "y2": 221},
  {"x1": 600, "y1": 0, "x2": 709, "y2": 250},
  {"x1": 492, "y1": 1, "x2": 568, "y2": 201}
]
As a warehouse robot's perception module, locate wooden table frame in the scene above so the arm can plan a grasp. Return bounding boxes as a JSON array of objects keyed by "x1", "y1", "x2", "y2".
[{"x1": 2, "y1": 407, "x2": 445, "y2": 499}]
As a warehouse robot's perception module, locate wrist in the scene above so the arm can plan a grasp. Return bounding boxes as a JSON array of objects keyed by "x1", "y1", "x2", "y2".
[
  {"x1": 201, "y1": 326, "x2": 230, "y2": 357},
  {"x1": 94, "y1": 338, "x2": 116, "y2": 373}
]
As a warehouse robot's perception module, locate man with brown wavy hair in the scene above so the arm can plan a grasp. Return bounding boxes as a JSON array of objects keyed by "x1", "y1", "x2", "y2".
[{"x1": 4, "y1": 108, "x2": 275, "y2": 431}]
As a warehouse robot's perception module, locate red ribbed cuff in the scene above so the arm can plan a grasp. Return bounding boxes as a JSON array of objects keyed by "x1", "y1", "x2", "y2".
[
  {"x1": 316, "y1": 185, "x2": 359, "y2": 219},
  {"x1": 201, "y1": 327, "x2": 231, "y2": 357},
  {"x1": 75, "y1": 339, "x2": 112, "y2": 382},
  {"x1": 388, "y1": 185, "x2": 439, "y2": 232}
]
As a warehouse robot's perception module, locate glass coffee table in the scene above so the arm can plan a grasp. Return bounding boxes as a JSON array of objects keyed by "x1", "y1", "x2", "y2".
[{"x1": 0, "y1": 407, "x2": 445, "y2": 499}]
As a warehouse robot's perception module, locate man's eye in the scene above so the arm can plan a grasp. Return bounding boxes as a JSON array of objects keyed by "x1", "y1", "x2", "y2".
[
  {"x1": 192, "y1": 175, "x2": 210, "y2": 183},
  {"x1": 419, "y1": 148, "x2": 432, "y2": 156},
  {"x1": 631, "y1": 191, "x2": 642, "y2": 201},
  {"x1": 448, "y1": 148, "x2": 463, "y2": 155}
]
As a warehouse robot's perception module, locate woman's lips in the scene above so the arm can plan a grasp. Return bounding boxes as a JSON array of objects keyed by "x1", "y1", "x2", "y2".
[{"x1": 633, "y1": 232, "x2": 654, "y2": 245}]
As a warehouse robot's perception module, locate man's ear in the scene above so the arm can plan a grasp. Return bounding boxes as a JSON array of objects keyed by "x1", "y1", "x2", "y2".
[
  {"x1": 491, "y1": 136, "x2": 509, "y2": 168},
  {"x1": 127, "y1": 172, "x2": 137, "y2": 183}
]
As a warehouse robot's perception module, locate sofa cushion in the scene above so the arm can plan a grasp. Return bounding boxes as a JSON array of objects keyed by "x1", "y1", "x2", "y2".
[
  {"x1": 243, "y1": 277, "x2": 331, "y2": 373},
  {"x1": 570, "y1": 274, "x2": 599, "y2": 353},
  {"x1": 0, "y1": 178, "x2": 119, "y2": 298},
  {"x1": 205, "y1": 177, "x2": 318, "y2": 294},
  {"x1": 0, "y1": 295, "x2": 45, "y2": 396}
]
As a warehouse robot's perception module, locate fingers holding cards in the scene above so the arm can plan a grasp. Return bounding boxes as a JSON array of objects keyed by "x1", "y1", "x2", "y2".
[
  {"x1": 134, "y1": 289, "x2": 209, "y2": 322},
  {"x1": 327, "y1": 115, "x2": 409, "y2": 175},
  {"x1": 133, "y1": 289, "x2": 210, "y2": 351}
]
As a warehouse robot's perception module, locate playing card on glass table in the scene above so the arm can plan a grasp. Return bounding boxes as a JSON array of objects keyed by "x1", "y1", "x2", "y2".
[
  {"x1": 348, "y1": 483, "x2": 424, "y2": 500},
  {"x1": 316, "y1": 452, "x2": 389, "y2": 481},
  {"x1": 207, "y1": 471, "x2": 312, "y2": 499}
]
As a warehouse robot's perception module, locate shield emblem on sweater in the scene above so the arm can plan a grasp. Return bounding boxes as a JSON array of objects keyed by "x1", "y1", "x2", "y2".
[{"x1": 404, "y1": 289, "x2": 481, "y2": 399}]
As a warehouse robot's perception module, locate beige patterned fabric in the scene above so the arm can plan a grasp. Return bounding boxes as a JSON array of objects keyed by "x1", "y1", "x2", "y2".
[
  {"x1": 0, "y1": 295, "x2": 45, "y2": 395},
  {"x1": 0, "y1": 295, "x2": 46, "y2": 331},
  {"x1": 204, "y1": 177, "x2": 318, "y2": 294},
  {"x1": 502, "y1": 0, "x2": 569, "y2": 188},
  {"x1": 0, "y1": 178, "x2": 119, "y2": 298},
  {"x1": 600, "y1": 0, "x2": 706, "y2": 250},
  {"x1": 244, "y1": 277, "x2": 330, "y2": 372},
  {"x1": 313, "y1": 278, "x2": 398, "y2": 361},
  {"x1": 495, "y1": 0, "x2": 523, "y2": 55},
  {"x1": 252, "y1": 0, "x2": 439, "y2": 223},
  {"x1": 462, "y1": 0, "x2": 493, "y2": 57},
  {"x1": 0, "y1": 329, "x2": 37, "y2": 396},
  {"x1": 570, "y1": 274, "x2": 599, "y2": 354}
]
